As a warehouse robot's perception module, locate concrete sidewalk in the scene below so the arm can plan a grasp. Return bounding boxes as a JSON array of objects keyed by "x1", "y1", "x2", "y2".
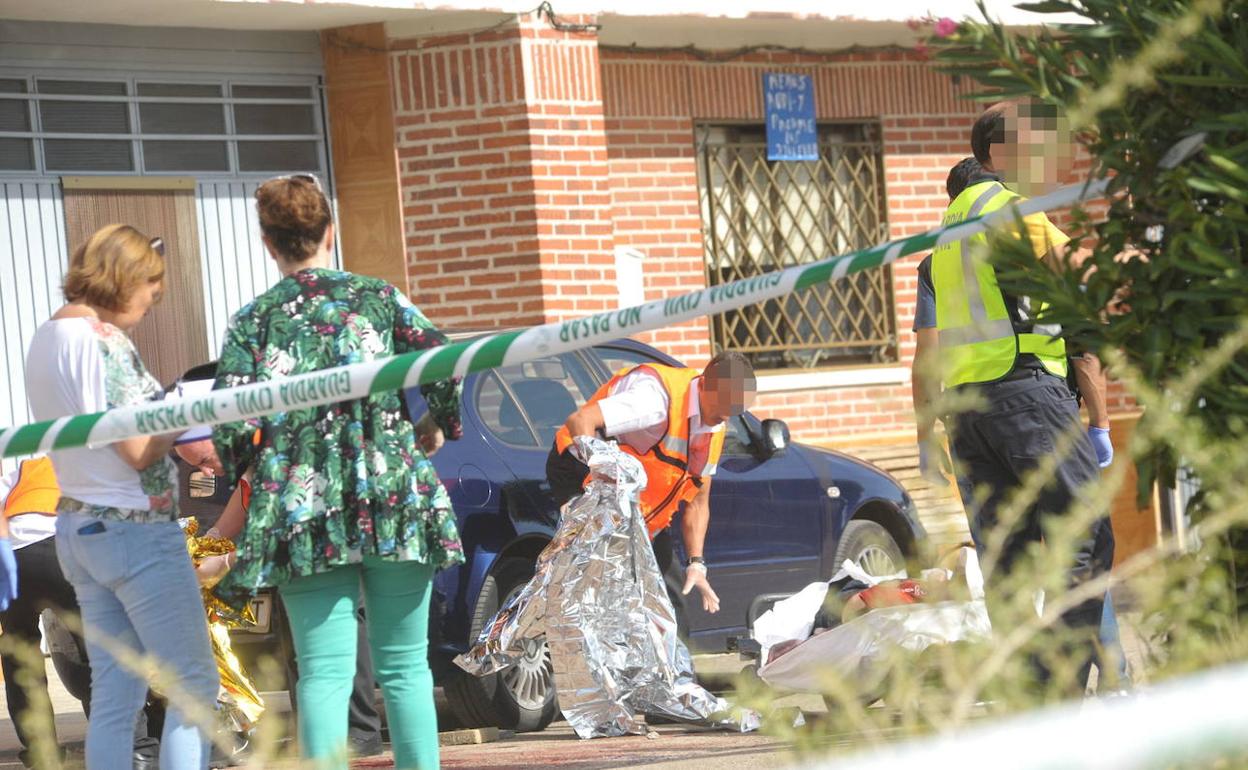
[{"x1": 0, "y1": 656, "x2": 810, "y2": 769}]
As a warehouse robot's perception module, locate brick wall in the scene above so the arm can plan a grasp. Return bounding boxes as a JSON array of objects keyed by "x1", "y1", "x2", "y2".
[
  {"x1": 385, "y1": 27, "x2": 1132, "y2": 443},
  {"x1": 600, "y1": 49, "x2": 979, "y2": 440},
  {"x1": 388, "y1": 16, "x2": 616, "y2": 330}
]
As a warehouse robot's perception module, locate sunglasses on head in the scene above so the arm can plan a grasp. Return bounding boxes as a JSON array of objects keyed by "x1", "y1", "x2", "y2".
[
  {"x1": 269, "y1": 173, "x2": 325, "y2": 192},
  {"x1": 149, "y1": 237, "x2": 165, "y2": 257}
]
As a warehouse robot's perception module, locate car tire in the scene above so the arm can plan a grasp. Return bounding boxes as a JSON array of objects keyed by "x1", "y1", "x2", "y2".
[
  {"x1": 834, "y1": 520, "x2": 905, "y2": 579},
  {"x1": 445, "y1": 556, "x2": 559, "y2": 733}
]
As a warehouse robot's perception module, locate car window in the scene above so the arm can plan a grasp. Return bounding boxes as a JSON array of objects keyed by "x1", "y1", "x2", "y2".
[
  {"x1": 477, "y1": 353, "x2": 598, "y2": 448},
  {"x1": 722, "y1": 415, "x2": 755, "y2": 457},
  {"x1": 594, "y1": 345, "x2": 664, "y2": 378},
  {"x1": 476, "y1": 371, "x2": 538, "y2": 447}
]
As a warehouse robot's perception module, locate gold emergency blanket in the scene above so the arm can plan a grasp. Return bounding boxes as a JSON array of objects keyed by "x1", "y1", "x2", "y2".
[
  {"x1": 455, "y1": 437, "x2": 760, "y2": 739},
  {"x1": 183, "y1": 519, "x2": 266, "y2": 733}
]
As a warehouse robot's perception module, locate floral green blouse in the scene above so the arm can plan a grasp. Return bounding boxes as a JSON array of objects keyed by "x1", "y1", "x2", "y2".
[{"x1": 211, "y1": 268, "x2": 464, "y2": 604}]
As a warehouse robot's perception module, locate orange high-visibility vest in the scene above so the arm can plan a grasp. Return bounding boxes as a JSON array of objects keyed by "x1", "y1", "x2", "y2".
[
  {"x1": 555, "y1": 364, "x2": 725, "y2": 538},
  {"x1": 4, "y1": 457, "x2": 60, "y2": 518}
]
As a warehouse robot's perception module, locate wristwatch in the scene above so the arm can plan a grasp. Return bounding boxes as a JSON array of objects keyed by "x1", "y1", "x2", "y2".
[{"x1": 685, "y1": 556, "x2": 706, "y2": 568}]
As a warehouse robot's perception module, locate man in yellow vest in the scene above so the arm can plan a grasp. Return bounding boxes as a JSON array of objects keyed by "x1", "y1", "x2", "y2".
[
  {"x1": 548, "y1": 351, "x2": 756, "y2": 626},
  {"x1": 920, "y1": 101, "x2": 1115, "y2": 692}
]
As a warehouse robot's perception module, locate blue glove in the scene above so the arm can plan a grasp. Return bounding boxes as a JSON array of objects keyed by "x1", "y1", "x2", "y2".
[
  {"x1": 0, "y1": 538, "x2": 17, "y2": 612},
  {"x1": 918, "y1": 442, "x2": 953, "y2": 486},
  {"x1": 1088, "y1": 426, "x2": 1113, "y2": 468}
]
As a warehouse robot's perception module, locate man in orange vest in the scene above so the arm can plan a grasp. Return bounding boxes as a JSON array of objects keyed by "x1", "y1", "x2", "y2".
[
  {"x1": 548, "y1": 351, "x2": 756, "y2": 625},
  {"x1": 0, "y1": 457, "x2": 93, "y2": 767}
]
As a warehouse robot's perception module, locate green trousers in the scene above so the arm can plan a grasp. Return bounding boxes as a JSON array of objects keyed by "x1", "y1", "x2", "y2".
[{"x1": 280, "y1": 558, "x2": 439, "y2": 769}]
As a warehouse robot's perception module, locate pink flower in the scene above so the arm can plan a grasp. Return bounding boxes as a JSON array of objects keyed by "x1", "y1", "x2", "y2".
[{"x1": 933, "y1": 17, "x2": 958, "y2": 37}]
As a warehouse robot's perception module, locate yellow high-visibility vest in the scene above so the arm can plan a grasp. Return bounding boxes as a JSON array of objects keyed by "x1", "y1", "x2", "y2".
[{"x1": 931, "y1": 180, "x2": 1067, "y2": 388}]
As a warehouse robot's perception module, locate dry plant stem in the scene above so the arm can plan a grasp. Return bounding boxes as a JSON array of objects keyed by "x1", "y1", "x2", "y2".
[
  {"x1": 0, "y1": 634, "x2": 62, "y2": 768},
  {"x1": 50, "y1": 610, "x2": 235, "y2": 761}
]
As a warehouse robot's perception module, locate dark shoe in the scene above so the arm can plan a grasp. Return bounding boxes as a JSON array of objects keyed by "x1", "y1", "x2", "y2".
[
  {"x1": 133, "y1": 738, "x2": 160, "y2": 770},
  {"x1": 349, "y1": 732, "x2": 384, "y2": 758}
]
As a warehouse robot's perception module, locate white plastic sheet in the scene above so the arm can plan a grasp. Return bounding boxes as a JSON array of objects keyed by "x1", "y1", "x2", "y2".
[{"x1": 756, "y1": 549, "x2": 990, "y2": 694}]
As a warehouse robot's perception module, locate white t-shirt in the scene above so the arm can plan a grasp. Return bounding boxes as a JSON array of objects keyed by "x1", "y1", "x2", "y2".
[
  {"x1": 0, "y1": 466, "x2": 57, "y2": 550},
  {"x1": 596, "y1": 368, "x2": 722, "y2": 476},
  {"x1": 25, "y1": 318, "x2": 162, "y2": 511}
]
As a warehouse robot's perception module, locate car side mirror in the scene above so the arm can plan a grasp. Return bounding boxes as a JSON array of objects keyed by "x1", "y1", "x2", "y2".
[{"x1": 759, "y1": 419, "x2": 790, "y2": 458}]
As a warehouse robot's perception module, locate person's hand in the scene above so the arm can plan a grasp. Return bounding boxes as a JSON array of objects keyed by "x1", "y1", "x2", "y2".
[
  {"x1": 918, "y1": 441, "x2": 953, "y2": 486},
  {"x1": 0, "y1": 539, "x2": 18, "y2": 611},
  {"x1": 1088, "y1": 426, "x2": 1113, "y2": 468},
  {"x1": 681, "y1": 563, "x2": 720, "y2": 613},
  {"x1": 415, "y1": 413, "x2": 445, "y2": 458},
  {"x1": 194, "y1": 552, "x2": 235, "y2": 588}
]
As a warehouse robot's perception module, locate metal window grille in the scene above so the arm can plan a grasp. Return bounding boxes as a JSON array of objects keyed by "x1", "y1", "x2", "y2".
[
  {"x1": 697, "y1": 123, "x2": 896, "y2": 370},
  {"x1": 0, "y1": 73, "x2": 327, "y2": 177}
]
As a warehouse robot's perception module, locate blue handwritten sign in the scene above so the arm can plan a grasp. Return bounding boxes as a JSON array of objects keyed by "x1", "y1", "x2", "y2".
[{"x1": 763, "y1": 72, "x2": 818, "y2": 161}]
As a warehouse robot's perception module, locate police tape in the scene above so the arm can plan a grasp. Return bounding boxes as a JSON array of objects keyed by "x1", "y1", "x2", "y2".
[{"x1": 0, "y1": 176, "x2": 1110, "y2": 459}]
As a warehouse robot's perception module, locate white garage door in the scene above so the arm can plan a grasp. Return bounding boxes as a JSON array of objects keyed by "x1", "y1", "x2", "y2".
[{"x1": 0, "y1": 70, "x2": 339, "y2": 470}]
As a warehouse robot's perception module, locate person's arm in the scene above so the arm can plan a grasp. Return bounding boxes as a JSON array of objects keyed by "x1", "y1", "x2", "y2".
[
  {"x1": 0, "y1": 476, "x2": 15, "y2": 610},
  {"x1": 912, "y1": 327, "x2": 941, "y2": 444},
  {"x1": 1072, "y1": 352, "x2": 1110, "y2": 429},
  {"x1": 212, "y1": 320, "x2": 265, "y2": 486},
  {"x1": 563, "y1": 402, "x2": 606, "y2": 440},
  {"x1": 680, "y1": 480, "x2": 720, "y2": 613},
  {"x1": 113, "y1": 433, "x2": 180, "y2": 471},
  {"x1": 564, "y1": 371, "x2": 668, "y2": 449},
  {"x1": 391, "y1": 285, "x2": 463, "y2": 446},
  {"x1": 210, "y1": 478, "x2": 250, "y2": 540}
]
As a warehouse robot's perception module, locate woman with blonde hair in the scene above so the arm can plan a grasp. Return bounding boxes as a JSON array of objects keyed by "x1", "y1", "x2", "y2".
[
  {"x1": 25, "y1": 224, "x2": 219, "y2": 769},
  {"x1": 211, "y1": 175, "x2": 463, "y2": 768}
]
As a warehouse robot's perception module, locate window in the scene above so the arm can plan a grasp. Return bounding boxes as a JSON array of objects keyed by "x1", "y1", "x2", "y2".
[
  {"x1": 696, "y1": 123, "x2": 895, "y2": 370},
  {"x1": 722, "y1": 416, "x2": 756, "y2": 457},
  {"x1": 476, "y1": 354, "x2": 599, "y2": 448},
  {"x1": 0, "y1": 75, "x2": 326, "y2": 175},
  {"x1": 594, "y1": 345, "x2": 665, "y2": 378}
]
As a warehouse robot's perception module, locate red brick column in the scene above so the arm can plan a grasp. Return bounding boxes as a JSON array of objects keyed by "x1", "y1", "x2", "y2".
[{"x1": 388, "y1": 13, "x2": 615, "y2": 329}]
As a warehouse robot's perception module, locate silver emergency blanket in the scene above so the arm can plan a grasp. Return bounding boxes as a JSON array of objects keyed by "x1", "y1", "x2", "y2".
[{"x1": 455, "y1": 437, "x2": 760, "y2": 738}]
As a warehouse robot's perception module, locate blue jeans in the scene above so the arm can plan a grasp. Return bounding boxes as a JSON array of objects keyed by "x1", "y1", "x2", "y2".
[{"x1": 55, "y1": 513, "x2": 219, "y2": 770}]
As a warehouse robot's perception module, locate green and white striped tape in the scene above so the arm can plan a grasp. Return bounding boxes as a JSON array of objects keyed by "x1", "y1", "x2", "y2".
[{"x1": 0, "y1": 177, "x2": 1109, "y2": 460}]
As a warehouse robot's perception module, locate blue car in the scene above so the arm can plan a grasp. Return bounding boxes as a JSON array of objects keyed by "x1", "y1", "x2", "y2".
[{"x1": 188, "y1": 336, "x2": 926, "y2": 733}]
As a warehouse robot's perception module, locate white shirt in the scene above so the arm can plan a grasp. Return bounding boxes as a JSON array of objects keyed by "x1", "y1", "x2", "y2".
[
  {"x1": 596, "y1": 369, "x2": 722, "y2": 476},
  {"x1": 0, "y1": 466, "x2": 57, "y2": 550},
  {"x1": 25, "y1": 318, "x2": 156, "y2": 511}
]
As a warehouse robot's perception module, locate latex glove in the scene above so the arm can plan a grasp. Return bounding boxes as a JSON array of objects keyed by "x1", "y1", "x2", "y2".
[
  {"x1": 1088, "y1": 426, "x2": 1113, "y2": 468},
  {"x1": 918, "y1": 442, "x2": 953, "y2": 486},
  {"x1": 681, "y1": 563, "x2": 720, "y2": 614},
  {"x1": 0, "y1": 539, "x2": 18, "y2": 611},
  {"x1": 194, "y1": 552, "x2": 235, "y2": 588},
  {"x1": 414, "y1": 412, "x2": 445, "y2": 458}
]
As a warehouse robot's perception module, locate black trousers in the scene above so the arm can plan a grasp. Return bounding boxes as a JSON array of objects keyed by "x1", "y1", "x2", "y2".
[
  {"x1": 949, "y1": 370, "x2": 1115, "y2": 691},
  {"x1": 0, "y1": 537, "x2": 86, "y2": 753},
  {"x1": 546, "y1": 447, "x2": 689, "y2": 637}
]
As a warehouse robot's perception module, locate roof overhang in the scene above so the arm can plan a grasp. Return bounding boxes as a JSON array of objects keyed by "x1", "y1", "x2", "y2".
[{"x1": 2, "y1": 0, "x2": 1084, "y2": 50}]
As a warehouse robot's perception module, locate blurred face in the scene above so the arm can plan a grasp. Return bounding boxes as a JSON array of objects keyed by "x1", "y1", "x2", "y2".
[
  {"x1": 175, "y1": 439, "x2": 224, "y2": 477},
  {"x1": 990, "y1": 102, "x2": 1074, "y2": 197},
  {"x1": 112, "y1": 279, "x2": 163, "y2": 331},
  {"x1": 699, "y1": 366, "x2": 757, "y2": 427}
]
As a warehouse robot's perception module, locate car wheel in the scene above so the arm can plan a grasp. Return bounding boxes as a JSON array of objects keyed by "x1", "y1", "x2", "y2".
[
  {"x1": 445, "y1": 556, "x2": 559, "y2": 732},
  {"x1": 834, "y1": 520, "x2": 905, "y2": 579}
]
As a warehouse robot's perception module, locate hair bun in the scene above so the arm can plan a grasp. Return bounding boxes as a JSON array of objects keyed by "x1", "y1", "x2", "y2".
[{"x1": 255, "y1": 178, "x2": 333, "y2": 262}]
